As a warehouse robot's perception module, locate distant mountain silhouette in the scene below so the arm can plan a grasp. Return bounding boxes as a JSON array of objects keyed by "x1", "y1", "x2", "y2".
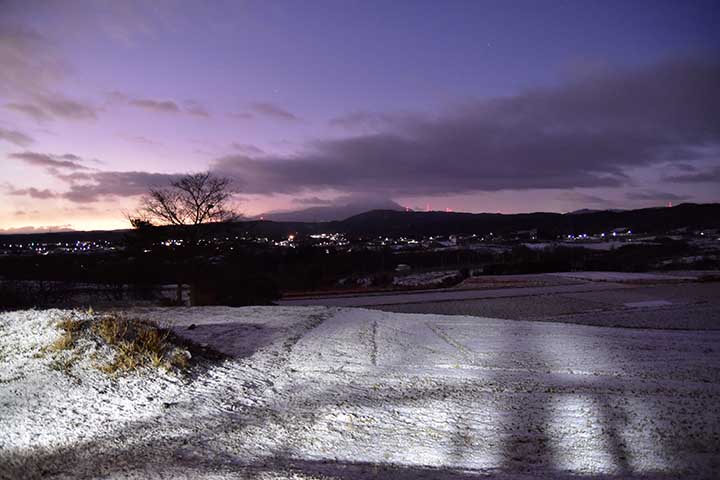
[
  {"x1": 260, "y1": 198, "x2": 403, "y2": 222},
  {"x1": 0, "y1": 226, "x2": 76, "y2": 235},
  {"x1": 336, "y1": 203, "x2": 719, "y2": 236},
  {"x1": 569, "y1": 208, "x2": 626, "y2": 215},
  {"x1": 2, "y1": 203, "x2": 718, "y2": 242}
]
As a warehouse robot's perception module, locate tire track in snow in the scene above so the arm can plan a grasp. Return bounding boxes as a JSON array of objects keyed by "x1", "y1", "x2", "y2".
[
  {"x1": 163, "y1": 309, "x2": 333, "y2": 417},
  {"x1": 371, "y1": 320, "x2": 378, "y2": 367},
  {"x1": 426, "y1": 322, "x2": 474, "y2": 363}
]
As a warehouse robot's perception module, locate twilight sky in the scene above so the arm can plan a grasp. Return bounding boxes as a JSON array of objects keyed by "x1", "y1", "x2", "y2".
[{"x1": 1, "y1": 0, "x2": 719, "y2": 232}]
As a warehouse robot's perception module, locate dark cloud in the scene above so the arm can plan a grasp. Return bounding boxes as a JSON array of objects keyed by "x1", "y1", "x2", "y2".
[
  {"x1": 53, "y1": 171, "x2": 94, "y2": 182},
  {"x1": 625, "y1": 190, "x2": 692, "y2": 201},
  {"x1": 230, "y1": 143, "x2": 264, "y2": 155},
  {"x1": 121, "y1": 134, "x2": 162, "y2": 146},
  {"x1": 13, "y1": 209, "x2": 40, "y2": 216},
  {"x1": 128, "y1": 98, "x2": 181, "y2": 114},
  {"x1": 664, "y1": 167, "x2": 720, "y2": 183},
  {"x1": 0, "y1": 127, "x2": 33, "y2": 146},
  {"x1": 292, "y1": 196, "x2": 335, "y2": 205},
  {"x1": 250, "y1": 102, "x2": 299, "y2": 121},
  {"x1": 109, "y1": 92, "x2": 209, "y2": 117},
  {"x1": 60, "y1": 171, "x2": 181, "y2": 203},
  {"x1": 5, "y1": 103, "x2": 51, "y2": 121},
  {"x1": 672, "y1": 163, "x2": 698, "y2": 172},
  {"x1": 6, "y1": 187, "x2": 58, "y2": 199},
  {"x1": 228, "y1": 112, "x2": 254, "y2": 120},
  {"x1": 5, "y1": 96, "x2": 97, "y2": 121},
  {"x1": 8, "y1": 151, "x2": 90, "y2": 170},
  {"x1": 214, "y1": 58, "x2": 720, "y2": 197},
  {"x1": 264, "y1": 195, "x2": 402, "y2": 222},
  {"x1": 68, "y1": 205, "x2": 97, "y2": 212},
  {"x1": 328, "y1": 111, "x2": 411, "y2": 130},
  {"x1": 32, "y1": 94, "x2": 97, "y2": 120}
]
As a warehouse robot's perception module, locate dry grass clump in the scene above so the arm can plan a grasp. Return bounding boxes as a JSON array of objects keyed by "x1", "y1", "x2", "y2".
[
  {"x1": 46, "y1": 318, "x2": 90, "y2": 353},
  {"x1": 93, "y1": 316, "x2": 129, "y2": 345},
  {"x1": 56, "y1": 317, "x2": 88, "y2": 333},
  {"x1": 49, "y1": 331, "x2": 76, "y2": 351},
  {"x1": 92, "y1": 314, "x2": 191, "y2": 374},
  {"x1": 46, "y1": 318, "x2": 87, "y2": 353},
  {"x1": 47, "y1": 313, "x2": 201, "y2": 376},
  {"x1": 40, "y1": 318, "x2": 91, "y2": 374}
]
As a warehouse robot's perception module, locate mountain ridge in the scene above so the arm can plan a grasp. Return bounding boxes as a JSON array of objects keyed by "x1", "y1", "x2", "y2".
[{"x1": 1, "y1": 203, "x2": 718, "y2": 242}]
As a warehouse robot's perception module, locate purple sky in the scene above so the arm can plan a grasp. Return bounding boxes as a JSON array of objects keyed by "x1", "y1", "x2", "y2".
[{"x1": 1, "y1": 0, "x2": 719, "y2": 232}]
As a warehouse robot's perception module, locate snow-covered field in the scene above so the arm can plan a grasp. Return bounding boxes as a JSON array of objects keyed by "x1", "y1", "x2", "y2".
[
  {"x1": 551, "y1": 271, "x2": 697, "y2": 282},
  {"x1": 2, "y1": 306, "x2": 719, "y2": 479},
  {"x1": 393, "y1": 271, "x2": 460, "y2": 288}
]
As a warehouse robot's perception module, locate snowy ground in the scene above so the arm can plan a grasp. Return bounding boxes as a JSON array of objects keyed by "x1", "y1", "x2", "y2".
[
  {"x1": 281, "y1": 273, "x2": 720, "y2": 330},
  {"x1": 550, "y1": 271, "x2": 698, "y2": 282},
  {"x1": 393, "y1": 271, "x2": 460, "y2": 288},
  {"x1": 2, "y1": 305, "x2": 719, "y2": 479}
]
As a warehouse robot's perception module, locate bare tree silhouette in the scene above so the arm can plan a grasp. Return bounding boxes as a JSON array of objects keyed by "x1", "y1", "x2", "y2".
[
  {"x1": 133, "y1": 171, "x2": 238, "y2": 228},
  {"x1": 128, "y1": 171, "x2": 239, "y2": 304}
]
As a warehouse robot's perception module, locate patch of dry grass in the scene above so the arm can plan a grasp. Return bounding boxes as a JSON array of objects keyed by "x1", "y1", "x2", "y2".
[
  {"x1": 48, "y1": 330, "x2": 76, "y2": 352},
  {"x1": 46, "y1": 312, "x2": 209, "y2": 376},
  {"x1": 56, "y1": 318, "x2": 87, "y2": 333},
  {"x1": 92, "y1": 314, "x2": 193, "y2": 375},
  {"x1": 49, "y1": 354, "x2": 80, "y2": 374},
  {"x1": 46, "y1": 317, "x2": 93, "y2": 353},
  {"x1": 93, "y1": 316, "x2": 129, "y2": 345}
]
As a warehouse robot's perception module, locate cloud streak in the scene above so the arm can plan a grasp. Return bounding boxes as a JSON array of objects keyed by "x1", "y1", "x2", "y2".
[
  {"x1": 0, "y1": 127, "x2": 33, "y2": 146},
  {"x1": 230, "y1": 143, "x2": 264, "y2": 155},
  {"x1": 8, "y1": 151, "x2": 90, "y2": 171},
  {"x1": 6, "y1": 147, "x2": 182, "y2": 203},
  {"x1": 5, "y1": 103, "x2": 50, "y2": 121},
  {"x1": 5, "y1": 97, "x2": 97, "y2": 121},
  {"x1": 5, "y1": 186, "x2": 57, "y2": 199},
  {"x1": 664, "y1": 167, "x2": 720, "y2": 183},
  {"x1": 60, "y1": 171, "x2": 182, "y2": 203},
  {"x1": 625, "y1": 190, "x2": 691, "y2": 202},
  {"x1": 292, "y1": 196, "x2": 335, "y2": 205},
  {"x1": 109, "y1": 92, "x2": 210, "y2": 117},
  {"x1": 32, "y1": 94, "x2": 97, "y2": 120},
  {"x1": 249, "y1": 102, "x2": 299, "y2": 122},
  {"x1": 128, "y1": 98, "x2": 181, "y2": 114}
]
